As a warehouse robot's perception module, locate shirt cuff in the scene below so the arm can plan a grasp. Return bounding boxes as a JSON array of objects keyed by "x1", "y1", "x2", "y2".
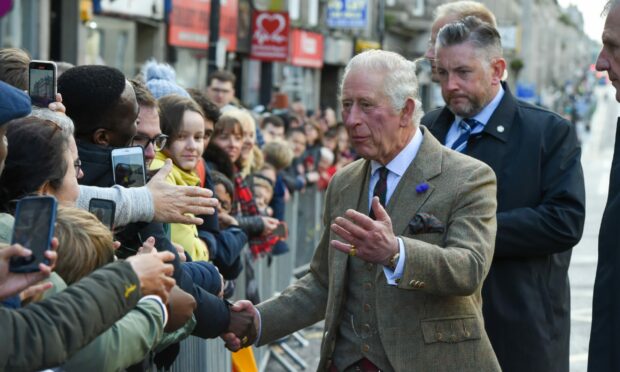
[
  {"x1": 139, "y1": 295, "x2": 168, "y2": 326},
  {"x1": 383, "y1": 237, "x2": 406, "y2": 286},
  {"x1": 255, "y1": 308, "x2": 262, "y2": 346}
]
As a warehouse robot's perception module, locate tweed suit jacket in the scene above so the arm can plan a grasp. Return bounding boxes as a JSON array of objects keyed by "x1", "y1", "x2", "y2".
[{"x1": 257, "y1": 127, "x2": 501, "y2": 371}]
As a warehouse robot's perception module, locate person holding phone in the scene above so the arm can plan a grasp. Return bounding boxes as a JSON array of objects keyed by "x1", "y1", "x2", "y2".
[
  {"x1": 58, "y1": 66, "x2": 243, "y2": 342},
  {"x1": 0, "y1": 50, "x2": 219, "y2": 228},
  {"x1": 0, "y1": 80, "x2": 177, "y2": 372}
]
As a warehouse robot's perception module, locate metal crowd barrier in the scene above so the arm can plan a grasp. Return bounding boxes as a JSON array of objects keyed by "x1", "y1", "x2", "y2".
[{"x1": 168, "y1": 186, "x2": 325, "y2": 372}]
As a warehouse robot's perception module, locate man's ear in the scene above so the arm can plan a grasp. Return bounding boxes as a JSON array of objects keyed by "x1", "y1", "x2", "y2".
[
  {"x1": 400, "y1": 98, "x2": 416, "y2": 127},
  {"x1": 92, "y1": 128, "x2": 110, "y2": 147},
  {"x1": 490, "y1": 58, "x2": 507, "y2": 84}
]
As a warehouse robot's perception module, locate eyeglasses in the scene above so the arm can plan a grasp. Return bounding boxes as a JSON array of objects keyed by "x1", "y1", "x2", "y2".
[
  {"x1": 132, "y1": 134, "x2": 168, "y2": 151},
  {"x1": 74, "y1": 159, "x2": 82, "y2": 177}
]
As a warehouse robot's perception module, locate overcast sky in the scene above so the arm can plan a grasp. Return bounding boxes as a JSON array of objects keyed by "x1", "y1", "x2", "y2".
[{"x1": 558, "y1": 0, "x2": 606, "y2": 42}]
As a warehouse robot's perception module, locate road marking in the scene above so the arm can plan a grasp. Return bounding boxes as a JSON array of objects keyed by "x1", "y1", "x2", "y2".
[
  {"x1": 571, "y1": 289, "x2": 595, "y2": 297},
  {"x1": 572, "y1": 308, "x2": 592, "y2": 322},
  {"x1": 598, "y1": 172, "x2": 610, "y2": 196},
  {"x1": 570, "y1": 353, "x2": 588, "y2": 363}
]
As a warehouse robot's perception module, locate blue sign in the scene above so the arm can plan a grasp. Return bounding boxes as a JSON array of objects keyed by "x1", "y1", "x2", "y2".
[{"x1": 326, "y1": 0, "x2": 368, "y2": 29}]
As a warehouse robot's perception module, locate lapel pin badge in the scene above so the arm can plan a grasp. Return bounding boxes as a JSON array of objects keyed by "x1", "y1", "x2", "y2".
[
  {"x1": 497, "y1": 125, "x2": 505, "y2": 133},
  {"x1": 416, "y1": 182, "x2": 429, "y2": 194}
]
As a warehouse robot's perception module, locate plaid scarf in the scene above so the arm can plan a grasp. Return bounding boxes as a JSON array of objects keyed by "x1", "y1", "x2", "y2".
[{"x1": 233, "y1": 173, "x2": 278, "y2": 258}]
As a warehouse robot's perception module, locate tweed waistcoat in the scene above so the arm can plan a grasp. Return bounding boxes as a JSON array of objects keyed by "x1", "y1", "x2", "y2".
[{"x1": 333, "y1": 257, "x2": 394, "y2": 372}]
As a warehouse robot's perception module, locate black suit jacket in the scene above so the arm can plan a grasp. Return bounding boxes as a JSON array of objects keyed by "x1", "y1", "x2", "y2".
[
  {"x1": 589, "y1": 118, "x2": 620, "y2": 372},
  {"x1": 422, "y1": 83, "x2": 585, "y2": 372}
]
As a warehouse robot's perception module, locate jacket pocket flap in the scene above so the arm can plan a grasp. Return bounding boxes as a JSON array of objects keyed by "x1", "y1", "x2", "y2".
[{"x1": 421, "y1": 315, "x2": 482, "y2": 344}]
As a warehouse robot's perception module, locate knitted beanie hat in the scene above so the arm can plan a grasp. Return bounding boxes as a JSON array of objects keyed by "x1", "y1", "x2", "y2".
[{"x1": 142, "y1": 60, "x2": 190, "y2": 99}]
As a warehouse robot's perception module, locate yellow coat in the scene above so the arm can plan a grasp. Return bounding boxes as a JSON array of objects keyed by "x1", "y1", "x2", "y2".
[{"x1": 150, "y1": 152, "x2": 209, "y2": 261}]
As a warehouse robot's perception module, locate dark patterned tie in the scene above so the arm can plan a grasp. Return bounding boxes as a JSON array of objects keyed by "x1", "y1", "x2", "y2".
[
  {"x1": 369, "y1": 167, "x2": 388, "y2": 219},
  {"x1": 451, "y1": 118, "x2": 482, "y2": 152}
]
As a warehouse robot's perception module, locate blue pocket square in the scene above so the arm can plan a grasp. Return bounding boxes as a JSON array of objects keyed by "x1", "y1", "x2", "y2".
[{"x1": 409, "y1": 213, "x2": 445, "y2": 234}]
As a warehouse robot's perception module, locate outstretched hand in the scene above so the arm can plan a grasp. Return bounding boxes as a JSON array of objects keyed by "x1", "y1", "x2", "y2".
[
  {"x1": 221, "y1": 300, "x2": 260, "y2": 351},
  {"x1": 0, "y1": 238, "x2": 58, "y2": 301},
  {"x1": 148, "y1": 159, "x2": 219, "y2": 225},
  {"x1": 330, "y1": 196, "x2": 398, "y2": 266},
  {"x1": 126, "y1": 251, "x2": 176, "y2": 303}
]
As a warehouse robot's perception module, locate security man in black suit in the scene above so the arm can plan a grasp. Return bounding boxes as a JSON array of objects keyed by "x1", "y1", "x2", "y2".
[{"x1": 422, "y1": 17, "x2": 585, "y2": 372}]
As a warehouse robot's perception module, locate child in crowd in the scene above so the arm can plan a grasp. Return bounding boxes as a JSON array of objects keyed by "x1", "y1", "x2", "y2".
[
  {"x1": 252, "y1": 175, "x2": 274, "y2": 217},
  {"x1": 150, "y1": 95, "x2": 209, "y2": 261},
  {"x1": 317, "y1": 147, "x2": 336, "y2": 191}
]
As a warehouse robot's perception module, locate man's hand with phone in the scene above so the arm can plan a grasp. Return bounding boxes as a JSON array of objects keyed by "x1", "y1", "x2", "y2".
[
  {"x1": 148, "y1": 159, "x2": 219, "y2": 225},
  {"x1": 126, "y1": 251, "x2": 176, "y2": 304},
  {"x1": 0, "y1": 238, "x2": 58, "y2": 301}
]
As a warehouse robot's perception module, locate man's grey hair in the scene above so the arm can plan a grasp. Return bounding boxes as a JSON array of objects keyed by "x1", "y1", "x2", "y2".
[
  {"x1": 30, "y1": 107, "x2": 75, "y2": 136},
  {"x1": 436, "y1": 16, "x2": 503, "y2": 64},
  {"x1": 433, "y1": 1, "x2": 497, "y2": 27},
  {"x1": 339, "y1": 50, "x2": 424, "y2": 126}
]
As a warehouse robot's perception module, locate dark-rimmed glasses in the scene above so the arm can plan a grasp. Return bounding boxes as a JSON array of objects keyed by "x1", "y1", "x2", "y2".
[{"x1": 132, "y1": 134, "x2": 168, "y2": 151}]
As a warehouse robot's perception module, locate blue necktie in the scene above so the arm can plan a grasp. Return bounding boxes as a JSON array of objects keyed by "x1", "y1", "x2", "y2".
[{"x1": 451, "y1": 118, "x2": 482, "y2": 153}]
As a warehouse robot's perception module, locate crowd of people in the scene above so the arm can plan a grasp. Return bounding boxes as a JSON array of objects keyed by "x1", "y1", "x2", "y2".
[
  {"x1": 5, "y1": 0, "x2": 620, "y2": 371},
  {"x1": 0, "y1": 40, "x2": 357, "y2": 371}
]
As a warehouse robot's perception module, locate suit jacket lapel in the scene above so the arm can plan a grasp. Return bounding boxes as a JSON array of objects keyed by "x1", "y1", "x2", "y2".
[
  {"x1": 388, "y1": 127, "x2": 443, "y2": 235},
  {"x1": 331, "y1": 161, "x2": 372, "y2": 281},
  {"x1": 426, "y1": 109, "x2": 455, "y2": 145},
  {"x1": 481, "y1": 82, "x2": 517, "y2": 143}
]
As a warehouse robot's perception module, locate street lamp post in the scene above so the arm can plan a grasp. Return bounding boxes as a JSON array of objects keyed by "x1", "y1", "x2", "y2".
[{"x1": 207, "y1": 0, "x2": 221, "y2": 78}]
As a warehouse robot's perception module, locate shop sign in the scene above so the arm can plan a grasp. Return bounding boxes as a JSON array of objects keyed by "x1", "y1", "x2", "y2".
[
  {"x1": 96, "y1": 0, "x2": 165, "y2": 20},
  {"x1": 250, "y1": 10, "x2": 289, "y2": 62},
  {"x1": 324, "y1": 36, "x2": 353, "y2": 65},
  {"x1": 290, "y1": 29, "x2": 323, "y2": 68},
  {"x1": 168, "y1": 0, "x2": 238, "y2": 51},
  {"x1": 0, "y1": 0, "x2": 13, "y2": 18},
  {"x1": 326, "y1": 0, "x2": 367, "y2": 29},
  {"x1": 355, "y1": 39, "x2": 380, "y2": 54}
]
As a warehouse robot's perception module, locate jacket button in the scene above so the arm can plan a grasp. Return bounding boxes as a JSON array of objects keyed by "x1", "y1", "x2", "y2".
[
  {"x1": 362, "y1": 344, "x2": 370, "y2": 353},
  {"x1": 419, "y1": 282, "x2": 425, "y2": 288},
  {"x1": 409, "y1": 280, "x2": 416, "y2": 287},
  {"x1": 364, "y1": 303, "x2": 371, "y2": 312},
  {"x1": 364, "y1": 282, "x2": 372, "y2": 290},
  {"x1": 464, "y1": 331, "x2": 471, "y2": 337},
  {"x1": 436, "y1": 332, "x2": 443, "y2": 341},
  {"x1": 362, "y1": 324, "x2": 371, "y2": 334},
  {"x1": 366, "y1": 263, "x2": 374, "y2": 271}
]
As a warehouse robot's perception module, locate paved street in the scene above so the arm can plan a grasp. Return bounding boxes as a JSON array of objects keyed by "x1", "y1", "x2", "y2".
[{"x1": 265, "y1": 85, "x2": 618, "y2": 372}]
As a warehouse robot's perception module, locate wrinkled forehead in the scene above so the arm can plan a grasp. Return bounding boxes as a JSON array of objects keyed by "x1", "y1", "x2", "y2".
[{"x1": 341, "y1": 69, "x2": 387, "y2": 101}]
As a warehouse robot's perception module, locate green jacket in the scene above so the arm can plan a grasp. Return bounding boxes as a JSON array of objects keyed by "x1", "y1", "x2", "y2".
[
  {"x1": 0, "y1": 261, "x2": 142, "y2": 372},
  {"x1": 62, "y1": 298, "x2": 165, "y2": 372}
]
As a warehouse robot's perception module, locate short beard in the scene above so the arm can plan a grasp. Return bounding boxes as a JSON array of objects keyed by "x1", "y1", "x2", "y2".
[{"x1": 446, "y1": 96, "x2": 485, "y2": 118}]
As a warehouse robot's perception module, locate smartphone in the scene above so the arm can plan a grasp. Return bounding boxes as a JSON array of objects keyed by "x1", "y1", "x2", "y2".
[
  {"x1": 29, "y1": 60, "x2": 57, "y2": 107},
  {"x1": 9, "y1": 196, "x2": 58, "y2": 273},
  {"x1": 273, "y1": 221, "x2": 288, "y2": 240},
  {"x1": 89, "y1": 198, "x2": 116, "y2": 230},
  {"x1": 111, "y1": 146, "x2": 146, "y2": 187}
]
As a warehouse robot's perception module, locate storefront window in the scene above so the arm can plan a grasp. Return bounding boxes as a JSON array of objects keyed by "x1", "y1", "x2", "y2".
[{"x1": 174, "y1": 48, "x2": 207, "y2": 89}]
